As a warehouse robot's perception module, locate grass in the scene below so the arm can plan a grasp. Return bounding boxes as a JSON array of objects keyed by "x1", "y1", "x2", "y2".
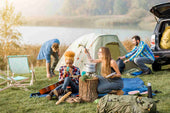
[{"x1": 0, "y1": 66, "x2": 170, "y2": 113}]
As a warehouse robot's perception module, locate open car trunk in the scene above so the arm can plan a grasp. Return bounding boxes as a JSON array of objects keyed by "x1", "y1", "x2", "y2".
[{"x1": 150, "y1": 2, "x2": 170, "y2": 18}]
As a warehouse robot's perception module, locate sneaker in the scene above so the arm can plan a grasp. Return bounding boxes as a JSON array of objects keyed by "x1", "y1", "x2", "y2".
[
  {"x1": 108, "y1": 90, "x2": 117, "y2": 94},
  {"x1": 116, "y1": 90, "x2": 124, "y2": 95},
  {"x1": 53, "y1": 89, "x2": 64, "y2": 97},
  {"x1": 108, "y1": 90, "x2": 124, "y2": 95},
  {"x1": 50, "y1": 70, "x2": 56, "y2": 77},
  {"x1": 46, "y1": 90, "x2": 54, "y2": 100},
  {"x1": 46, "y1": 94, "x2": 52, "y2": 100}
]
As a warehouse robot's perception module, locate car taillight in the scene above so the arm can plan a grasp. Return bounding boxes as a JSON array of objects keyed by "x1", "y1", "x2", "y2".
[
  {"x1": 154, "y1": 56, "x2": 159, "y2": 58},
  {"x1": 150, "y1": 34, "x2": 155, "y2": 50},
  {"x1": 151, "y1": 34, "x2": 155, "y2": 45}
]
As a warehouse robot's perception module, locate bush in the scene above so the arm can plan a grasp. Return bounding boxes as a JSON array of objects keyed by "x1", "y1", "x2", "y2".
[
  {"x1": 122, "y1": 39, "x2": 134, "y2": 52},
  {"x1": 0, "y1": 56, "x2": 7, "y2": 70},
  {"x1": 0, "y1": 44, "x2": 69, "y2": 69}
]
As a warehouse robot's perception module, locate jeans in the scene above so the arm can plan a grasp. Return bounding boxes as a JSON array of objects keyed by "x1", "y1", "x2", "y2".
[
  {"x1": 49, "y1": 51, "x2": 59, "y2": 72},
  {"x1": 97, "y1": 75, "x2": 123, "y2": 94},
  {"x1": 134, "y1": 57, "x2": 154, "y2": 72},
  {"x1": 55, "y1": 77, "x2": 79, "y2": 93}
]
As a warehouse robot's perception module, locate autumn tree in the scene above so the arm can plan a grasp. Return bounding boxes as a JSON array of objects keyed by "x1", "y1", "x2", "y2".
[
  {"x1": 113, "y1": 0, "x2": 128, "y2": 15},
  {"x1": 0, "y1": 0, "x2": 23, "y2": 58}
]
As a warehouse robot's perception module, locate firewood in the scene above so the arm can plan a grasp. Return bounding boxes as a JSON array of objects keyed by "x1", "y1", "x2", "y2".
[{"x1": 56, "y1": 91, "x2": 72, "y2": 105}]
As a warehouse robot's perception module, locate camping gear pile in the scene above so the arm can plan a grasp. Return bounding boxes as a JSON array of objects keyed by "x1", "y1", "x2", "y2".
[{"x1": 97, "y1": 95, "x2": 157, "y2": 113}]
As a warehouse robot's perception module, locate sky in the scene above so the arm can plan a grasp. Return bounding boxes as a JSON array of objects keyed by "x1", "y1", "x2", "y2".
[{"x1": 0, "y1": 0, "x2": 62, "y2": 16}]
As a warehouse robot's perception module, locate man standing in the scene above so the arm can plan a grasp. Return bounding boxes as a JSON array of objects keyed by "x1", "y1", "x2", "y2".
[
  {"x1": 37, "y1": 39, "x2": 60, "y2": 79},
  {"x1": 119, "y1": 35, "x2": 155, "y2": 75}
]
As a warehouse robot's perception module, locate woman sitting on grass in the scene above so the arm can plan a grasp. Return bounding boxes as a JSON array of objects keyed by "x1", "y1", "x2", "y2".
[
  {"x1": 85, "y1": 47, "x2": 124, "y2": 95},
  {"x1": 46, "y1": 51, "x2": 80, "y2": 100}
]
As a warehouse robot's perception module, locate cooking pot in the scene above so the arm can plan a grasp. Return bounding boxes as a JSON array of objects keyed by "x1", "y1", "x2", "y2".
[{"x1": 84, "y1": 63, "x2": 96, "y2": 73}]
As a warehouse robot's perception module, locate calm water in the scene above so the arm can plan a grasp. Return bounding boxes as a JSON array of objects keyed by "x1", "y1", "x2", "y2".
[{"x1": 19, "y1": 26, "x2": 153, "y2": 45}]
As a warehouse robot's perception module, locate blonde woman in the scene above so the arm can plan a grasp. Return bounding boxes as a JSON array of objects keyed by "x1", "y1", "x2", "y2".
[{"x1": 85, "y1": 47, "x2": 123, "y2": 94}]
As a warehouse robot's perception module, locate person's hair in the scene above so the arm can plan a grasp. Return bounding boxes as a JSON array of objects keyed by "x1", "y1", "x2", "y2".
[
  {"x1": 132, "y1": 35, "x2": 140, "y2": 42},
  {"x1": 52, "y1": 43, "x2": 59, "y2": 51},
  {"x1": 64, "y1": 51, "x2": 75, "y2": 62},
  {"x1": 100, "y1": 47, "x2": 111, "y2": 77}
]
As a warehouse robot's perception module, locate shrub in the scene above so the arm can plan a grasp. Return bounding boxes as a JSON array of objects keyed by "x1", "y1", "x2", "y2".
[{"x1": 0, "y1": 56, "x2": 6, "y2": 70}]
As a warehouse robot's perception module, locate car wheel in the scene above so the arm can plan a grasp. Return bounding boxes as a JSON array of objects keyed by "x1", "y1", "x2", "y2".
[{"x1": 152, "y1": 62, "x2": 161, "y2": 71}]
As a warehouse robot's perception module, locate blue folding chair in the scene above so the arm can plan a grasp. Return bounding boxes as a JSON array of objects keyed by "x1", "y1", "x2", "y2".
[{"x1": 6, "y1": 55, "x2": 36, "y2": 90}]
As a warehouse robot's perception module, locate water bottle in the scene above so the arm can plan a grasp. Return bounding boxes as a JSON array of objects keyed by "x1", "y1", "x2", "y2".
[
  {"x1": 147, "y1": 83, "x2": 152, "y2": 98},
  {"x1": 66, "y1": 67, "x2": 69, "y2": 72}
]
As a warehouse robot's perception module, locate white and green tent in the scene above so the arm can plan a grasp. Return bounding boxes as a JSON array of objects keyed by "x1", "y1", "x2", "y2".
[{"x1": 56, "y1": 33, "x2": 136, "y2": 74}]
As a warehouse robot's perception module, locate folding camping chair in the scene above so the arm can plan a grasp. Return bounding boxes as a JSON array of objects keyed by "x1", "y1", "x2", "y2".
[
  {"x1": 3, "y1": 55, "x2": 36, "y2": 91},
  {"x1": 0, "y1": 70, "x2": 14, "y2": 92}
]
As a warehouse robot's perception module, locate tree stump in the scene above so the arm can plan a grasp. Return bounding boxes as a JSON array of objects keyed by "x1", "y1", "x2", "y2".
[{"x1": 79, "y1": 77, "x2": 98, "y2": 102}]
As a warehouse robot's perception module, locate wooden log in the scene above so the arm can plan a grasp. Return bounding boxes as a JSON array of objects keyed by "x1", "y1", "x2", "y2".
[
  {"x1": 79, "y1": 77, "x2": 98, "y2": 102},
  {"x1": 56, "y1": 91, "x2": 72, "y2": 105}
]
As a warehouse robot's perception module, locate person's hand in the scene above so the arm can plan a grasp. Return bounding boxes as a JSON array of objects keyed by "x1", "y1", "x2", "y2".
[
  {"x1": 124, "y1": 59, "x2": 129, "y2": 63},
  {"x1": 64, "y1": 67, "x2": 67, "y2": 73},
  {"x1": 69, "y1": 68, "x2": 73, "y2": 76},
  {"x1": 72, "y1": 75, "x2": 79, "y2": 78},
  {"x1": 63, "y1": 67, "x2": 67, "y2": 78},
  {"x1": 58, "y1": 52, "x2": 60, "y2": 57},
  {"x1": 47, "y1": 73, "x2": 51, "y2": 79},
  {"x1": 84, "y1": 48, "x2": 88, "y2": 54},
  {"x1": 119, "y1": 56, "x2": 125, "y2": 60}
]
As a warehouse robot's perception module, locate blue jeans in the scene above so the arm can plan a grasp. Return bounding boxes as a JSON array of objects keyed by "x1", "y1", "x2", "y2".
[
  {"x1": 97, "y1": 75, "x2": 123, "y2": 94},
  {"x1": 55, "y1": 77, "x2": 79, "y2": 93},
  {"x1": 134, "y1": 57, "x2": 154, "y2": 72}
]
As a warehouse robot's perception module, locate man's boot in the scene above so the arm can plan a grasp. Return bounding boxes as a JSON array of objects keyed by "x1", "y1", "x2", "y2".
[
  {"x1": 143, "y1": 68, "x2": 152, "y2": 75},
  {"x1": 53, "y1": 88, "x2": 64, "y2": 98},
  {"x1": 50, "y1": 70, "x2": 56, "y2": 77}
]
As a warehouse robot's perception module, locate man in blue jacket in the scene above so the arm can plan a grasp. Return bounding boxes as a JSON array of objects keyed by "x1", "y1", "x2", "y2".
[
  {"x1": 37, "y1": 39, "x2": 60, "y2": 79},
  {"x1": 119, "y1": 35, "x2": 155, "y2": 75}
]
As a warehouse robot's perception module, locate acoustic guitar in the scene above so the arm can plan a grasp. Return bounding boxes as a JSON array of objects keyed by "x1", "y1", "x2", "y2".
[
  {"x1": 39, "y1": 77, "x2": 79, "y2": 94},
  {"x1": 39, "y1": 80, "x2": 64, "y2": 94}
]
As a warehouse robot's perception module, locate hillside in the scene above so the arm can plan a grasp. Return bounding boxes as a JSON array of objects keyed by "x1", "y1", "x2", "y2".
[{"x1": 21, "y1": 0, "x2": 169, "y2": 30}]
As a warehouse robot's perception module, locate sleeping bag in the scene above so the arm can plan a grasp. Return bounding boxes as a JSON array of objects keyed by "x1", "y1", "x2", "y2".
[{"x1": 160, "y1": 26, "x2": 170, "y2": 49}]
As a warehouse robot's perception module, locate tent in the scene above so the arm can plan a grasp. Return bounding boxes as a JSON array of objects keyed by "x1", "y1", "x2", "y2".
[{"x1": 56, "y1": 33, "x2": 137, "y2": 75}]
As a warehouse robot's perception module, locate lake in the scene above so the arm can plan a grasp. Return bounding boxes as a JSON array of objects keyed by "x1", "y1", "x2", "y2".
[{"x1": 19, "y1": 26, "x2": 153, "y2": 45}]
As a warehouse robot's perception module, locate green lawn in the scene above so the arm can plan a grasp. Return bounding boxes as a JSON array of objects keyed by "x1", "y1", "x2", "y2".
[{"x1": 0, "y1": 66, "x2": 170, "y2": 113}]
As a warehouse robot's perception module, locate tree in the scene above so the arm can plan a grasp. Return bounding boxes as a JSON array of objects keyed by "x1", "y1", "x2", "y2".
[
  {"x1": 113, "y1": 0, "x2": 128, "y2": 15},
  {"x1": 0, "y1": 0, "x2": 23, "y2": 58}
]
